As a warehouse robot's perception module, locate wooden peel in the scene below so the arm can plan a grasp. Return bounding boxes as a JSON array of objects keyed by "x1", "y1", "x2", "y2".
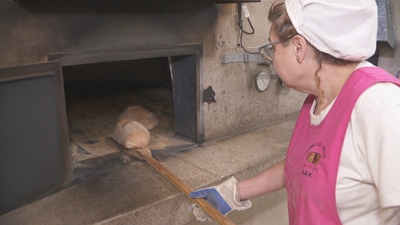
[{"x1": 116, "y1": 143, "x2": 236, "y2": 225}]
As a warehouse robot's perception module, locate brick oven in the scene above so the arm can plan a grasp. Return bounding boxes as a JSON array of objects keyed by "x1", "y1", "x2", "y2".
[
  {"x1": 0, "y1": 0, "x2": 225, "y2": 214},
  {"x1": 0, "y1": 0, "x2": 339, "y2": 217},
  {"x1": 0, "y1": 43, "x2": 206, "y2": 215}
]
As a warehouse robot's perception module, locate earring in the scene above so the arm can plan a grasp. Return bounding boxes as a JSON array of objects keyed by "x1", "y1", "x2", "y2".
[{"x1": 296, "y1": 57, "x2": 300, "y2": 63}]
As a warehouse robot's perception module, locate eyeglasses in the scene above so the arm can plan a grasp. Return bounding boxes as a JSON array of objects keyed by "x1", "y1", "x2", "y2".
[{"x1": 258, "y1": 41, "x2": 280, "y2": 62}]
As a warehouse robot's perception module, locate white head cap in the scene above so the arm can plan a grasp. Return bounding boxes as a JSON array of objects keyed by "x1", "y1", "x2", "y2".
[{"x1": 285, "y1": 0, "x2": 378, "y2": 61}]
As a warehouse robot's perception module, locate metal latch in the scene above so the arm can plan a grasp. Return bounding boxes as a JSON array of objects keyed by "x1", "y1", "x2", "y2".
[{"x1": 203, "y1": 86, "x2": 216, "y2": 103}]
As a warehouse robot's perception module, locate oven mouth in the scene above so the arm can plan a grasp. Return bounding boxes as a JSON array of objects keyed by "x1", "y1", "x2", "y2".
[
  {"x1": 49, "y1": 44, "x2": 205, "y2": 164},
  {"x1": 63, "y1": 58, "x2": 193, "y2": 162}
]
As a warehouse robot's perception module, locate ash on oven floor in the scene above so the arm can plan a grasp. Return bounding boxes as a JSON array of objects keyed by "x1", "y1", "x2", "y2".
[{"x1": 66, "y1": 87, "x2": 195, "y2": 162}]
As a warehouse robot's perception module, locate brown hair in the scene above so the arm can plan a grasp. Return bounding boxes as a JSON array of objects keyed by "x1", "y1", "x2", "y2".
[
  {"x1": 268, "y1": 0, "x2": 297, "y2": 45},
  {"x1": 268, "y1": 0, "x2": 350, "y2": 98}
]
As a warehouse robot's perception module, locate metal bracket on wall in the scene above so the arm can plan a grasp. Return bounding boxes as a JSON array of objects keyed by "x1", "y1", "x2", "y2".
[
  {"x1": 221, "y1": 53, "x2": 269, "y2": 66},
  {"x1": 203, "y1": 86, "x2": 216, "y2": 103},
  {"x1": 376, "y1": 0, "x2": 395, "y2": 49}
]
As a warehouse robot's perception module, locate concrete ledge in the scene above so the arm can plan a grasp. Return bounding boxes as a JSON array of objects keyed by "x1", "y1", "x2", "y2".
[{"x1": 0, "y1": 115, "x2": 296, "y2": 225}]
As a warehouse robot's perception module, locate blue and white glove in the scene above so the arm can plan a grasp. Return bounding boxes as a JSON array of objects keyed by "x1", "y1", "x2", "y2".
[{"x1": 189, "y1": 176, "x2": 252, "y2": 219}]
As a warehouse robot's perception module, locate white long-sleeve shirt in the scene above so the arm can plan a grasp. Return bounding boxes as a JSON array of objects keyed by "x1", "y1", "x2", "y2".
[{"x1": 310, "y1": 62, "x2": 400, "y2": 225}]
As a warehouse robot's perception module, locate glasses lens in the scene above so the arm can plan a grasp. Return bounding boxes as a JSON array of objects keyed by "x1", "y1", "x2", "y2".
[{"x1": 260, "y1": 47, "x2": 274, "y2": 61}]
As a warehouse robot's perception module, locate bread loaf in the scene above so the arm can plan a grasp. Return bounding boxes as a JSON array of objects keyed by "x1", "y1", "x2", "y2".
[
  {"x1": 118, "y1": 106, "x2": 159, "y2": 130},
  {"x1": 111, "y1": 119, "x2": 150, "y2": 149}
]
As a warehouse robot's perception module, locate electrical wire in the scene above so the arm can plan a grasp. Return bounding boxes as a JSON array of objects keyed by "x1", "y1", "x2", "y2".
[
  {"x1": 240, "y1": 30, "x2": 259, "y2": 54},
  {"x1": 238, "y1": 17, "x2": 254, "y2": 35},
  {"x1": 238, "y1": 17, "x2": 259, "y2": 54}
]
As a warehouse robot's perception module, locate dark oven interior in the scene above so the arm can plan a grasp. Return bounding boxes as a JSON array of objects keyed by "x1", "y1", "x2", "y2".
[
  {"x1": 60, "y1": 43, "x2": 209, "y2": 167},
  {"x1": 63, "y1": 57, "x2": 194, "y2": 162}
]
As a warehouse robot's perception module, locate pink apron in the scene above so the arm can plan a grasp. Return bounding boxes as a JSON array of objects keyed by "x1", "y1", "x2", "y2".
[{"x1": 284, "y1": 67, "x2": 400, "y2": 225}]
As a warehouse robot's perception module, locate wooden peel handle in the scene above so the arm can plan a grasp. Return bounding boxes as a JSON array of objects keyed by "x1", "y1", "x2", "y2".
[{"x1": 141, "y1": 153, "x2": 236, "y2": 225}]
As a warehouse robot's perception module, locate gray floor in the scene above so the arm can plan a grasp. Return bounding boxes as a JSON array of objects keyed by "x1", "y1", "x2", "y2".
[{"x1": 0, "y1": 115, "x2": 296, "y2": 225}]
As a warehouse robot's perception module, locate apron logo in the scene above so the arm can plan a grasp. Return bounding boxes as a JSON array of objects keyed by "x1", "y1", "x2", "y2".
[
  {"x1": 302, "y1": 142, "x2": 325, "y2": 178},
  {"x1": 306, "y1": 152, "x2": 321, "y2": 165}
]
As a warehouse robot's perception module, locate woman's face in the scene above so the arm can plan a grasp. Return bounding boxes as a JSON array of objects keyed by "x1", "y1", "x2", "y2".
[
  {"x1": 269, "y1": 26, "x2": 323, "y2": 95},
  {"x1": 269, "y1": 26, "x2": 311, "y2": 90},
  {"x1": 269, "y1": 28, "x2": 297, "y2": 87}
]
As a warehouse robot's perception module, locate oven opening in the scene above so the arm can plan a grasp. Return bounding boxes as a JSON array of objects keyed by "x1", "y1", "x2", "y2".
[{"x1": 62, "y1": 56, "x2": 199, "y2": 163}]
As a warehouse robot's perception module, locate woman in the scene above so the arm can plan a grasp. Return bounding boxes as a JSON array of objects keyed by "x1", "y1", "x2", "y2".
[
  {"x1": 191, "y1": 0, "x2": 400, "y2": 222},
  {"x1": 190, "y1": 0, "x2": 400, "y2": 224}
]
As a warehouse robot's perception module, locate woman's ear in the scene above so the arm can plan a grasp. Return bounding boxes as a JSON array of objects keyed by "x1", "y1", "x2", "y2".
[{"x1": 292, "y1": 35, "x2": 307, "y2": 63}]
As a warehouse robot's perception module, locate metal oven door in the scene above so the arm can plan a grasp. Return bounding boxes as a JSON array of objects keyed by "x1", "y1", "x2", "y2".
[{"x1": 0, "y1": 61, "x2": 71, "y2": 215}]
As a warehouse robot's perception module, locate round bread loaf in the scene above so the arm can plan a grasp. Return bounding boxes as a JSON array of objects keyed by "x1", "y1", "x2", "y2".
[
  {"x1": 118, "y1": 105, "x2": 159, "y2": 130},
  {"x1": 111, "y1": 119, "x2": 150, "y2": 149}
]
